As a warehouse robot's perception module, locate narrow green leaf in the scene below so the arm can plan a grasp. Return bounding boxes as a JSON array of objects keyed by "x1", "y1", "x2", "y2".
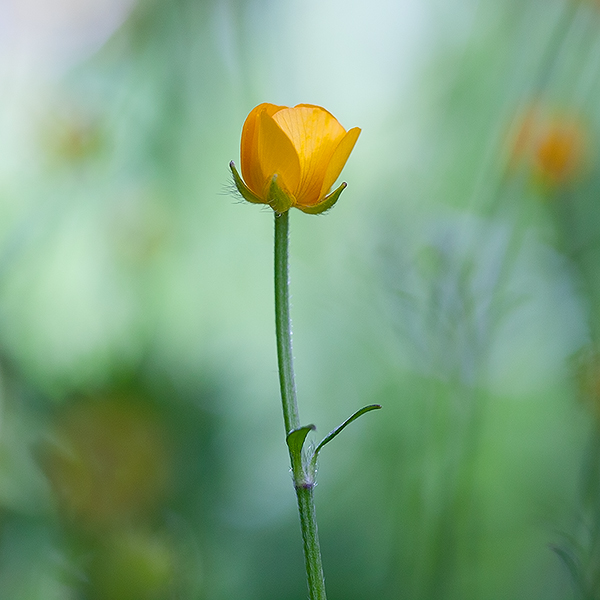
[
  {"x1": 310, "y1": 404, "x2": 381, "y2": 468},
  {"x1": 286, "y1": 424, "x2": 316, "y2": 460}
]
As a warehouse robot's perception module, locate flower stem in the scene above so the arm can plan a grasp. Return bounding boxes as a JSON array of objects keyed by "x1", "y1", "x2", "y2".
[
  {"x1": 274, "y1": 210, "x2": 300, "y2": 434},
  {"x1": 274, "y1": 210, "x2": 327, "y2": 600}
]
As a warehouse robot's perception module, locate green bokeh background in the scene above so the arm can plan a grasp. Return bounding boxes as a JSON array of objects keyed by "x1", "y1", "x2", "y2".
[{"x1": 1, "y1": 0, "x2": 600, "y2": 598}]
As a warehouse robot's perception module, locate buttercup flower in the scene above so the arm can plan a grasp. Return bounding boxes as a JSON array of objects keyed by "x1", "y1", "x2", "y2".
[{"x1": 230, "y1": 103, "x2": 361, "y2": 214}]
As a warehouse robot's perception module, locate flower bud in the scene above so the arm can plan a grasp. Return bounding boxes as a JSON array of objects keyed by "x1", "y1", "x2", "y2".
[{"x1": 230, "y1": 103, "x2": 360, "y2": 214}]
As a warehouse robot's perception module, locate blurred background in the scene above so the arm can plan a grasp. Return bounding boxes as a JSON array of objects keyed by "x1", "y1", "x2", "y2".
[{"x1": 1, "y1": 0, "x2": 600, "y2": 598}]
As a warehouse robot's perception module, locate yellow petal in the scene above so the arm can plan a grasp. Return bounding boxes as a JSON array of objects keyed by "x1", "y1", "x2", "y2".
[
  {"x1": 240, "y1": 103, "x2": 284, "y2": 197},
  {"x1": 273, "y1": 106, "x2": 346, "y2": 205},
  {"x1": 294, "y1": 103, "x2": 341, "y2": 120},
  {"x1": 318, "y1": 127, "x2": 361, "y2": 200},
  {"x1": 257, "y1": 110, "x2": 301, "y2": 197}
]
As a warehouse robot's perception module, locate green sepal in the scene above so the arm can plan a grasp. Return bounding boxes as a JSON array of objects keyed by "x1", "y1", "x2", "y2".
[
  {"x1": 268, "y1": 174, "x2": 295, "y2": 214},
  {"x1": 286, "y1": 424, "x2": 316, "y2": 461},
  {"x1": 229, "y1": 161, "x2": 265, "y2": 204},
  {"x1": 309, "y1": 404, "x2": 381, "y2": 471},
  {"x1": 297, "y1": 182, "x2": 347, "y2": 215}
]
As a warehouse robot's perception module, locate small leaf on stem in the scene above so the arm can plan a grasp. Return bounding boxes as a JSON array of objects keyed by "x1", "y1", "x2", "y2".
[
  {"x1": 286, "y1": 424, "x2": 316, "y2": 460},
  {"x1": 310, "y1": 404, "x2": 381, "y2": 470}
]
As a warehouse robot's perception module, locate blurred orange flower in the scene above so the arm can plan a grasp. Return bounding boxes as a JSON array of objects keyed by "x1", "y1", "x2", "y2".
[
  {"x1": 230, "y1": 103, "x2": 360, "y2": 214},
  {"x1": 572, "y1": 348, "x2": 600, "y2": 428},
  {"x1": 510, "y1": 106, "x2": 586, "y2": 187},
  {"x1": 534, "y1": 123, "x2": 583, "y2": 184}
]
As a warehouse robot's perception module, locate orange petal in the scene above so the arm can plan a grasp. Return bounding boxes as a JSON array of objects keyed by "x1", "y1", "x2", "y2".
[
  {"x1": 240, "y1": 103, "x2": 285, "y2": 197},
  {"x1": 273, "y1": 106, "x2": 346, "y2": 205},
  {"x1": 257, "y1": 110, "x2": 301, "y2": 197},
  {"x1": 318, "y1": 127, "x2": 361, "y2": 200}
]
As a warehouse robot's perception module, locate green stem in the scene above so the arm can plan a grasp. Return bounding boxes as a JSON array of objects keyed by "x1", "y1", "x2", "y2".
[
  {"x1": 296, "y1": 485, "x2": 326, "y2": 600},
  {"x1": 274, "y1": 210, "x2": 327, "y2": 600},
  {"x1": 274, "y1": 210, "x2": 300, "y2": 434}
]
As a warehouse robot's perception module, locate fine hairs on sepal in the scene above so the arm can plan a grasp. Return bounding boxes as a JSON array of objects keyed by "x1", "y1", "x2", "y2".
[
  {"x1": 224, "y1": 169, "x2": 245, "y2": 203},
  {"x1": 230, "y1": 161, "x2": 264, "y2": 205}
]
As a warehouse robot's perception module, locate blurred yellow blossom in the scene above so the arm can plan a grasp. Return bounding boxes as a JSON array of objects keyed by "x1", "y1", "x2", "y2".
[
  {"x1": 41, "y1": 396, "x2": 171, "y2": 529},
  {"x1": 88, "y1": 529, "x2": 176, "y2": 600},
  {"x1": 230, "y1": 103, "x2": 360, "y2": 214},
  {"x1": 41, "y1": 109, "x2": 103, "y2": 165}
]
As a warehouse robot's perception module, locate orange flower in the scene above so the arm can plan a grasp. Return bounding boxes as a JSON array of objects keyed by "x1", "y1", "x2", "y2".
[
  {"x1": 230, "y1": 103, "x2": 360, "y2": 214},
  {"x1": 509, "y1": 106, "x2": 586, "y2": 187},
  {"x1": 534, "y1": 123, "x2": 583, "y2": 185}
]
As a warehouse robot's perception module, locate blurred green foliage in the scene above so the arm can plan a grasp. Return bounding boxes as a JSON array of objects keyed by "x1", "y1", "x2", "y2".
[{"x1": 1, "y1": 0, "x2": 600, "y2": 598}]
